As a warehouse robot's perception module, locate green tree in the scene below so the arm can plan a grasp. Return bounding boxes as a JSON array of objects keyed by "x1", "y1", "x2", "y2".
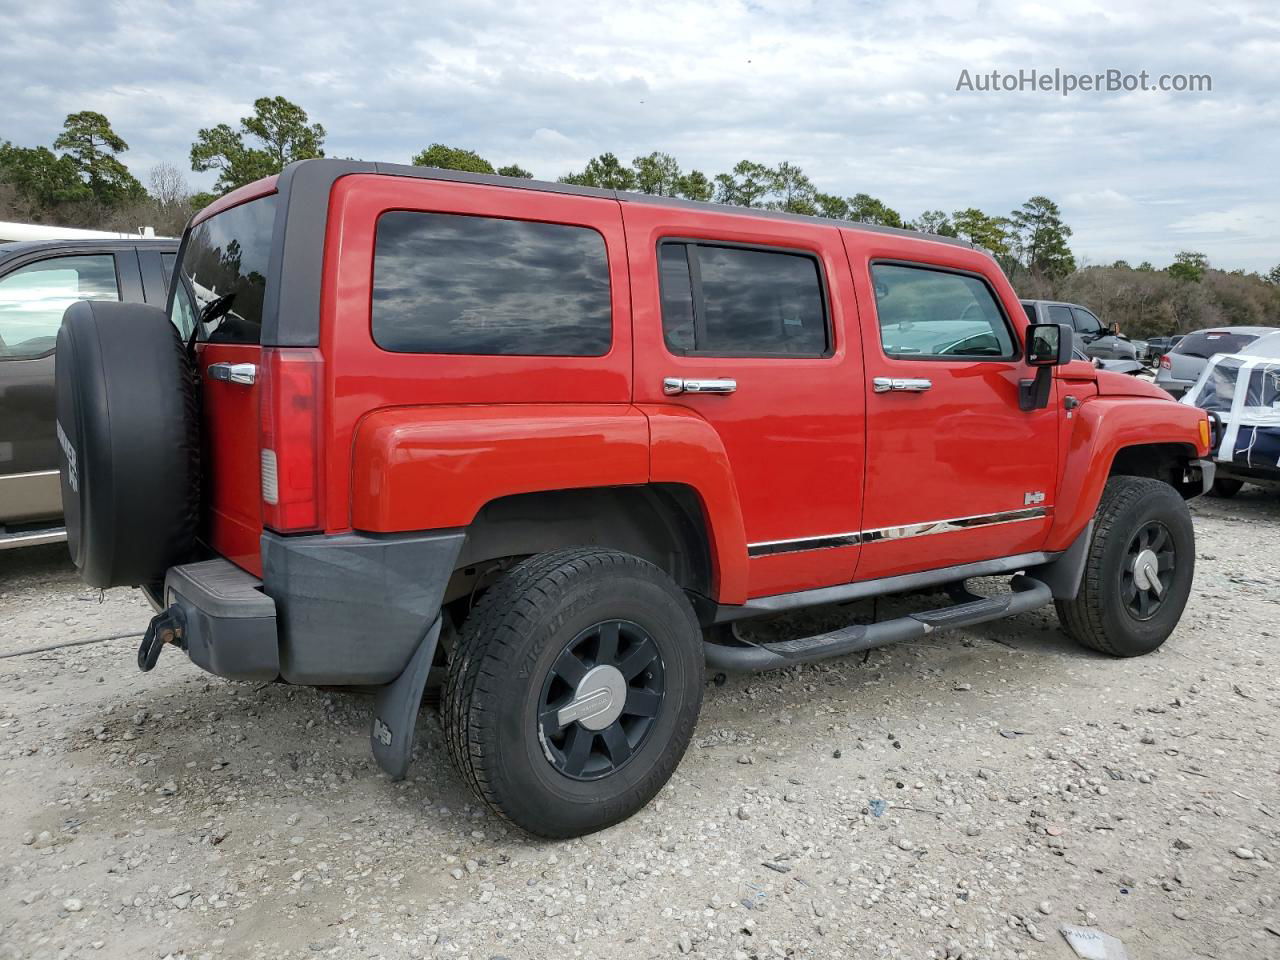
[
  {"x1": 814, "y1": 192, "x2": 849, "y2": 219},
  {"x1": 1167, "y1": 251, "x2": 1209, "y2": 283},
  {"x1": 767, "y1": 162, "x2": 816, "y2": 214},
  {"x1": 191, "y1": 96, "x2": 325, "y2": 194},
  {"x1": 1136, "y1": 261, "x2": 1154, "y2": 271},
  {"x1": 560, "y1": 153, "x2": 636, "y2": 190},
  {"x1": 1266, "y1": 264, "x2": 1280, "y2": 285},
  {"x1": 909, "y1": 210, "x2": 956, "y2": 236},
  {"x1": 675, "y1": 170, "x2": 713, "y2": 202},
  {"x1": 53, "y1": 111, "x2": 145, "y2": 205},
  {"x1": 847, "y1": 193, "x2": 903, "y2": 228},
  {"x1": 0, "y1": 142, "x2": 90, "y2": 208},
  {"x1": 412, "y1": 144, "x2": 495, "y2": 174},
  {"x1": 496, "y1": 163, "x2": 533, "y2": 179},
  {"x1": 713, "y1": 160, "x2": 771, "y2": 207},
  {"x1": 1008, "y1": 196, "x2": 1075, "y2": 280},
  {"x1": 632, "y1": 152, "x2": 681, "y2": 195}
]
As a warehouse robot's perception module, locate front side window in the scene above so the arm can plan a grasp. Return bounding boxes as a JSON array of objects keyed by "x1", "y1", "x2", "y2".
[
  {"x1": 658, "y1": 242, "x2": 828, "y2": 356},
  {"x1": 372, "y1": 212, "x2": 612, "y2": 356},
  {"x1": 871, "y1": 263, "x2": 1015, "y2": 359},
  {"x1": 0, "y1": 255, "x2": 119, "y2": 360},
  {"x1": 171, "y1": 195, "x2": 277, "y2": 344},
  {"x1": 1072, "y1": 307, "x2": 1104, "y2": 336}
]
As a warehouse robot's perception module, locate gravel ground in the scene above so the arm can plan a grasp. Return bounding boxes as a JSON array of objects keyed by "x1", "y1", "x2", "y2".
[{"x1": 1, "y1": 489, "x2": 1277, "y2": 960}]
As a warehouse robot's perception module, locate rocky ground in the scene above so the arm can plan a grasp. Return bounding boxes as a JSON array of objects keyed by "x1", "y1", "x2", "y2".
[{"x1": 1, "y1": 489, "x2": 1277, "y2": 960}]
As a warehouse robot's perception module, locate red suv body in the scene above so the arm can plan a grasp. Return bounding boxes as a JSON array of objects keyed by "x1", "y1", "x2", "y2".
[{"x1": 56, "y1": 159, "x2": 1214, "y2": 836}]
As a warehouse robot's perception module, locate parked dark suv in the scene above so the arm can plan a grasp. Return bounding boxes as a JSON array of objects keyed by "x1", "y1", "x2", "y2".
[
  {"x1": 0, "y1": 238, "x2": 178, "y2": 548},
  {"x1": 1021, "y1": 299, "x2": 1140, "y2": 363}
]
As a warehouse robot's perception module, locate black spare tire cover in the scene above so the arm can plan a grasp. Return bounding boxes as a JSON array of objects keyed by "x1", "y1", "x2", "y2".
[{"x1": 55, "y1": 300, "x2": 200, "y2": 588}]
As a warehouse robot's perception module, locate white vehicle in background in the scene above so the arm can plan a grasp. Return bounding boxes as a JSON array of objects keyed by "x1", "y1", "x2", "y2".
[{"x1": 1181, "y1": 331, "x2": 1280, "y2": 498}]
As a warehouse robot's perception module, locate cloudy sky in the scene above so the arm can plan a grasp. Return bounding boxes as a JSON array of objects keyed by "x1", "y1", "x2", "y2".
[{"x1": 4, "y1": 0, "x2": 1277, "y2": 270}]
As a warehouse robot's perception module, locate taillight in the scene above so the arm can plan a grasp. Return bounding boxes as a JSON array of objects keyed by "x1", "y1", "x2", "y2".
[
  {"x1": 258, "y1": 347, "x2": 323, "y2": 532},
  {"x1": 1160, "y1": 354, "x2": 1171, "y2": 369}
]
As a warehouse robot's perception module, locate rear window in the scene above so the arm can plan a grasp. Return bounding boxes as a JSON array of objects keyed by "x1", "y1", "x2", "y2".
[
  {"x1": 1176, "y1": 331, "x2": 1257, "y2": 359},
  {"x1": 371, "y1": 212, "x2": 612, "y2": 356},
  {"x1": 171, "y1": 195, "x2": 277, "y2": 343}
]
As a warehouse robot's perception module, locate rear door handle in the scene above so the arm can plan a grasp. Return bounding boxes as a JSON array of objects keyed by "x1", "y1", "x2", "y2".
[
  {"x1": 663, "y1": 377, "x2": 737, "y2": 395},
  {"x1": 872, "y1": 377, "x2": 932, "y2": 393},
  {"x1": 207, "y1": 362, "x2": 257, "y2": 386}
]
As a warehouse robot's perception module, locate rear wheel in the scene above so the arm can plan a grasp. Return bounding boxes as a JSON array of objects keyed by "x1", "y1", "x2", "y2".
[
  {"x1": 443, "y1": 548, "x2": 703, "y2": 838},
  {"x1": 1055, "y1": 477, "x2": 1195, "y2": 657},
  {"x1": 1208, "y1": 477, "x2": 1244, "y2": 498}
]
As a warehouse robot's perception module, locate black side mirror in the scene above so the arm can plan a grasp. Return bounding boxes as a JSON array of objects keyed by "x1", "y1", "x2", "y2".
[
  {"x1": 1021, "y1": 323, "x2": 1073, "y2": 411},
  {"x1": 1026, "y1": 322, "x2": 1073, "y2": 365}
]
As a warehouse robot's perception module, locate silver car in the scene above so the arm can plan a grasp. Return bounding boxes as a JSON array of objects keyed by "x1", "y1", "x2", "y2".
[{"x1": 1155, "y1": 326, "x2": 1280, "y2": 398}]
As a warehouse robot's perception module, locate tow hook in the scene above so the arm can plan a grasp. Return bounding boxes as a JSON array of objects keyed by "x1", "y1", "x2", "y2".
[{"x1": 138, "y1": 604, "x2": 186, "y2": 672}]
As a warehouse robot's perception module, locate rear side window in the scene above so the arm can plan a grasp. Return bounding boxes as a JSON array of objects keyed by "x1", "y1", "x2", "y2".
[
  {"x1": 871, "y1": 263, "x2": 1015, "y2": 359},
  {"x1": 173, "y1": 195, "x2": 277, "y2": 344},
  {"x1": 372, "y1": 212, "x2": 612, "y2": 356},
  {"x1": 1176, "y1": 331, "x2": 1258, "y2": 359},
  {"x1": 0, "y1": 254, "x2": 119, "y2": 360},
  {"x1": 658, "y1": 242, "x2": 828, "y2": 356},
  {"x1": 1047, "y1": 305, "x2": 1074, "y2": 327}
]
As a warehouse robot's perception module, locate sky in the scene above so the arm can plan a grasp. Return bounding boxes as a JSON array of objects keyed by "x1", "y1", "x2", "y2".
[{"x1": 3, "y1": 0, "x2": 1278, "y2": 271}]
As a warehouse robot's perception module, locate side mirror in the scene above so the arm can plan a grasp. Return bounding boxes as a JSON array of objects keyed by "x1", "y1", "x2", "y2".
[
  {"x1": 1021, "y1": 323, "x2": 1073, "y2": 412},
  {"x1": 1026, "y1": 322, "x2": 1073, "y2": 366}
]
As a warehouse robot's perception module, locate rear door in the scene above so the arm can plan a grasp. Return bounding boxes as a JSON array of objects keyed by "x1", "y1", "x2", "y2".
[
  {"x1": 169, "y1": 194, "x2": 277, "y2": 571},
  {"x1": 625, "y1": 204, "x2": 865, "y2": 598},
  {"x1": 0, "y1": 250, "x2": 131, "y2": 525},
  {"x1": 847, "y1": 237, "x2": 1058, "y2": 582}
]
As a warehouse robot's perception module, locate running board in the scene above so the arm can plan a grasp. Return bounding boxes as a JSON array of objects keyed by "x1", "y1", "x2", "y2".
[
  {"x1": 0, "y1": 525, "x2": 67, "y2": 551},
  {"x1": 703, "y1": 575, "x2": 1052, "y2": 672}
]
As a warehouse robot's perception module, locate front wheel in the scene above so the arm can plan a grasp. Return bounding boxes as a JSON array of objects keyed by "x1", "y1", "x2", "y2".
[
  {"x1": 1055, "y1": 477, "x2": 1195, "y2": 657},
  {"x1": 443, "y1": 548, "x2": 704, "y2": 838}
]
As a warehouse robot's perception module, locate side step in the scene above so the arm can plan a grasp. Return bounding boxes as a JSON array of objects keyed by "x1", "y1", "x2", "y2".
[
  {"x1": 0, "y1": 525, "x2": 67, "y2": 551},
  {"x1": 703, "y1": 574, "x2": 1052, "y2": 672}
]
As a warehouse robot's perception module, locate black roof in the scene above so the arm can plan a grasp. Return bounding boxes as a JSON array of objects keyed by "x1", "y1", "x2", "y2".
[{"x1": 0, "y1": 237, "x2": 179, "y2": 263}]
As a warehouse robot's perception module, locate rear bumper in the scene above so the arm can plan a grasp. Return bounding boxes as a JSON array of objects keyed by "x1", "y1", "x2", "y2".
[{"x1": 160, "y1": 528, "x2": 465, "y2": 686}]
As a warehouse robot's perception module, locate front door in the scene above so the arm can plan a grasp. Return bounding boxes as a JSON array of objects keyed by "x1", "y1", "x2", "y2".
[
  {"x1": 848, "y1": 244, "x2": 1058, "y2": 582},
  {"x1": 625, "y1": 205, "x2": 865, "y2": 599}
]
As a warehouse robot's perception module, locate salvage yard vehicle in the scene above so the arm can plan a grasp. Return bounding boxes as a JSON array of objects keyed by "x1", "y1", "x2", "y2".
[
  {"x1": 1182, "y1": 331, "x2": 1280, "y2": 498},
  {"x1": 0, "y1": 237, "x2": 178, "y2": 549},
  {"x1": 55, "y1": 160, "x2": 1213, "y2": 837},
  {"x1": 1021, "y1": 298, "x2": 1141, "y2": 364},
  {"x1": 1155, "y1": 326, "x2": 1280, "y2": 398}
]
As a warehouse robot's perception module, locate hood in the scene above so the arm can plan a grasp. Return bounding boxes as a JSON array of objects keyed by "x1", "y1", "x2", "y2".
[{"x1": 1094, "y1": 370, "x2": 1173, "y2": 400}]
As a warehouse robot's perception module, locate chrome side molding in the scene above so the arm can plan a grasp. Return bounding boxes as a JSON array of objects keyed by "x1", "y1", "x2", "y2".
[{"x1": 747, "y1": 506, "x2": 1049, "y2": 558}]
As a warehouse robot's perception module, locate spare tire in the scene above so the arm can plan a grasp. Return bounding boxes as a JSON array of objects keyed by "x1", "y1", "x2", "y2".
[{"x1": 55, "y1": 301, "x2": 200, "y2": 588}]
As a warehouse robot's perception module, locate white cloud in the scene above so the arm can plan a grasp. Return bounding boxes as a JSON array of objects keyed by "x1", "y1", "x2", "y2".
[{"x1": 1, "y1": 0, "x2": 1276, "y2": 270}]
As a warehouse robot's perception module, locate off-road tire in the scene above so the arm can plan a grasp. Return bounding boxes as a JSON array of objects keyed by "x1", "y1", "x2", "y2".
[
  {"x1": 1055, "y1": 476, "x2": 1195, "y2": 657},
  {"x1": 443, "y1": 548, "x2": 703, "y2": 838},
  {"x1": 1208, "y1": 477, "x2": 1244, "y2": 498}
]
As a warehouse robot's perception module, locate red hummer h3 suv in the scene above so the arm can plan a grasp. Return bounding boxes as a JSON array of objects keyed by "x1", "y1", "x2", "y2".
[{"x1": 55, "y1": 159, "x2": 1214, "y2": 837}]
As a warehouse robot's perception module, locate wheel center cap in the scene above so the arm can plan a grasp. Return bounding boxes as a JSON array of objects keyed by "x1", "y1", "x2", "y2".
[
  {"x1": 557, "y1": 664, "x2": 627, "y2": 731},
  {"x1": 1133, "y1": 548, "x2": 1160, "y2": 591}
]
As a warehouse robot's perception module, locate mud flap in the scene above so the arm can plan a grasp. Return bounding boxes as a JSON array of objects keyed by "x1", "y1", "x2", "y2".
[{"x1": 370, "y1": 616, "x2": 442, "y2": 780}]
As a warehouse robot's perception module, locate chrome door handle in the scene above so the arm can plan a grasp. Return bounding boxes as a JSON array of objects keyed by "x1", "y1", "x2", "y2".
[
  {"x1": 872, "y1": 377, "x2": 932, "y2": 393},
  {"x1": 663, "y1": 377, "x2": 737, "y2": 395},
  {"x1": 207, "y1": 362, "x2": 257, "y2": 386}
]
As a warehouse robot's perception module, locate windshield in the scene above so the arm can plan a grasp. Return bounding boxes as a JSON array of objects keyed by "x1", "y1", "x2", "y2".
[
  {"x1": 1176, "y1": 331, "x2": 1257, "y2": 359},
  {"x1": 171, "y1": 195, "x2": 277, "y2": 344}
]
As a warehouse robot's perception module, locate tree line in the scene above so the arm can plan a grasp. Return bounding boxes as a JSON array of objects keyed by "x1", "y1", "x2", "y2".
[{"x1": 2, "y1": 96, "x2": 1277, "y2": 338}]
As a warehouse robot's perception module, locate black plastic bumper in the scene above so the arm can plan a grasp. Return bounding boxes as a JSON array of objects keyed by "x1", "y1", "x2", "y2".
[
  {"x1": 158, "y1": 529, "x2": 465, "y2": 686},
  {"x1": 163, "y1": 560, "x2": 279, "y2": 681}
]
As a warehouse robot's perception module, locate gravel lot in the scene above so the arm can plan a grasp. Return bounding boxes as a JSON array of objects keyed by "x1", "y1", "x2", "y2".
[{"x1": 2, "y1": 489, "x2": 1278, "y2": 960}]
